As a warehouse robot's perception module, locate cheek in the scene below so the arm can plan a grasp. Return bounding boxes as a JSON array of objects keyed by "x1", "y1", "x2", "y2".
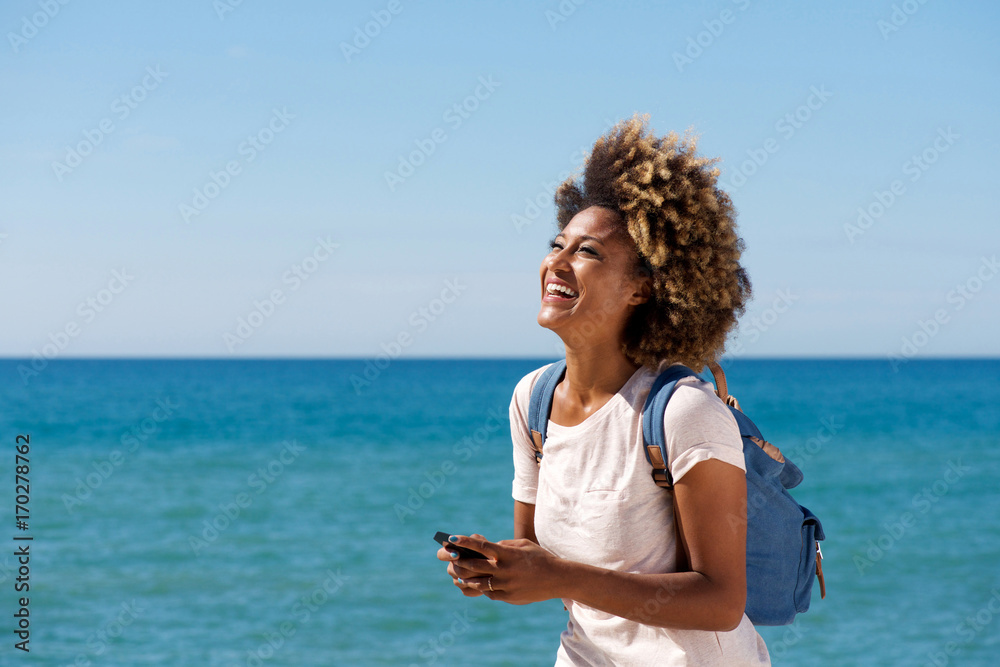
[{"x1": 615, "y1": 275, "x2": 637, "y2": 296}]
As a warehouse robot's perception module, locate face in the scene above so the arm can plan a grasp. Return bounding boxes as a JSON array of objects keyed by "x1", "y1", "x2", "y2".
[{"x1": 537, "y1": 206, "x2": 650, "y2": 348}]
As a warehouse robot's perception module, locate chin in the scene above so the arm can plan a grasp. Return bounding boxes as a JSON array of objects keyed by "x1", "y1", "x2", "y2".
[{"x1": 536, "y1": 309, "x2": 563, "y2": 332}]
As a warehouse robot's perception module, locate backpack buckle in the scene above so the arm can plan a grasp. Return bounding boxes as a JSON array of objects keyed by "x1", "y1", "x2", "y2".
[
  {"x1": 651, "y1": 469, "x2": 672, "y2": 488},
  {"x1": 645, "y1": 445, "x2": 673, "y2": 488},
  {"x1": 531, "y1": 430, "x2": 544, "y2": 466}
]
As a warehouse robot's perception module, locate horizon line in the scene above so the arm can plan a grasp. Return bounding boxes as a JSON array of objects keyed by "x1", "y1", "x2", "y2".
[{"x1": 1, "y1": 355, "x2": 997, "y2": 361}]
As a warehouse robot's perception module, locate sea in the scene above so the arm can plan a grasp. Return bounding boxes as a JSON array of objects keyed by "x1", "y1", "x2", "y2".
[{"x1": 0, "y1": 358, "x2": 997, "y2": 666}]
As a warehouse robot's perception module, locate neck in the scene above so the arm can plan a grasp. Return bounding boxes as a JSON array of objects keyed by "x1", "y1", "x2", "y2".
[{"x1": 561, "y1": 337, "x2": 641, "y2": 404}]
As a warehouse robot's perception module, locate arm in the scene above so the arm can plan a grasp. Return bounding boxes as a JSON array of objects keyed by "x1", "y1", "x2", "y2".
[
  {"x1": 513, "y1": 500, "x2": 537, "y2": 544},
  {"x1": 449, "y1": 458, "x2": 747, "y2": 631},
  {"x1": 556, "y1": 458, "x2": 746, "y2": 630}
]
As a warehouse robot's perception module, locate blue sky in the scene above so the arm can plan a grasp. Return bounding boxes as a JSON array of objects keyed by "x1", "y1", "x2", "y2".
[{"x1": 2, "y1": 0, "x2": 998, "y2": 360}]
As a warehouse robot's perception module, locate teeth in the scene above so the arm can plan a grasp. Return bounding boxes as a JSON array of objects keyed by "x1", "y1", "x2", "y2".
[{"x1": 546, "y1": 283, "x2": 578, "y2": 298}]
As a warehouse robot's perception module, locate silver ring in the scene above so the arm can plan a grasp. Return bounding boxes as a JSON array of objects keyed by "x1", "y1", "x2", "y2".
[{"x1": 487, "y1": 576, "x2": 494, "y2": 592}]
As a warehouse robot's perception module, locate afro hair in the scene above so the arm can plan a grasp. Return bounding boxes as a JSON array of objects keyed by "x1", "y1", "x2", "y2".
[{"x1": 554, "y1": 114, "x2": 752, "y2": 370}]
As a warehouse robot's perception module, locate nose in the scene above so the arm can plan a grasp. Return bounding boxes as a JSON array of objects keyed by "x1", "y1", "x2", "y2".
[{"x1": 546, "y1": 244, "x2": 572, "y2": 273}]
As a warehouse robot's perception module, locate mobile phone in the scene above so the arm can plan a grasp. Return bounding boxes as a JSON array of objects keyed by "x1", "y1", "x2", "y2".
[{"x1": 433, "y1": 531, "x2": 487, "y2": 559}]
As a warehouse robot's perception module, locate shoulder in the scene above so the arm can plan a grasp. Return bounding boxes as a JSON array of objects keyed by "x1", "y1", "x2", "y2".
[
  {"x1": 653, "y1": 364, "x2": 745, "y2": 479},
  {"x1": 666, "y1": 377, "x2": 739, "y2": 435},
  {"x1": 509, "y1": 361, "x2": 560, "y2": 423},
  {"x1": 643, "y1": 362, "x2": 734, "y2": 429},
  {"x1": 513, "y1": 362, "x2": 556, "y2": 396}
]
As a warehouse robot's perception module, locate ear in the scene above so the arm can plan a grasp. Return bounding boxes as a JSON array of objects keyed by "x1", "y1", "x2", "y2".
[{"x1": 627, "y1": 273, "x2": 652, "y2": 306}]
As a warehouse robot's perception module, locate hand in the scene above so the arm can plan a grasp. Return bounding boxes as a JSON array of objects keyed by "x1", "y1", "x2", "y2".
[
  {"x1": 440, "y1": 533, "x2": 562, "y2": 605},
  {"x1": 437, "y1": 533, "x2": 491, "y2": 597}
]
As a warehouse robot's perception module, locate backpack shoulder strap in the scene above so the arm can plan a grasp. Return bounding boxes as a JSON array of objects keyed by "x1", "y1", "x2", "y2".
[
  {"x1": 527, "y1": 360, "x2": 567, "y2": 464},
  {"x1": 641, "y1": 364, "x2": 700, "y2": 488}
]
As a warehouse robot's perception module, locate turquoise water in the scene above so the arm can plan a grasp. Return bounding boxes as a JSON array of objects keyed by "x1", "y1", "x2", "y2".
[{"x1": 0, "y1": 358, "x2": 998, "y2": 666}]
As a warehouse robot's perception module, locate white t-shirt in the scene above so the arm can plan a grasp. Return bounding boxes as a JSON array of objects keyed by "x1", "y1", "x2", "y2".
[{"x1": 510, "y1": 362, "x2": 771, "y2": 667}]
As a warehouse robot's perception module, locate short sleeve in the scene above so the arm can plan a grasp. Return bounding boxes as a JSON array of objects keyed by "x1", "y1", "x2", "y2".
[
  {"x1": 510, "y1": 365, "x2": 551, "y2": 504},
  {"x1": 663, "y1": 377, "x2": 745, "y2": 484}
]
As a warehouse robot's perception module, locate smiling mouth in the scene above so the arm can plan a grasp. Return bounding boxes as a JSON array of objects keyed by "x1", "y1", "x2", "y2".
[{"x1": 545, "y1": 283, "x2": 579, "y2": 299}]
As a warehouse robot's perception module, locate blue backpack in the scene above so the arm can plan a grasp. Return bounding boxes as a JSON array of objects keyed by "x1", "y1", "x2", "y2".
[{"x1": 527, "y1": 360, "x2": 826, "y2": 626}]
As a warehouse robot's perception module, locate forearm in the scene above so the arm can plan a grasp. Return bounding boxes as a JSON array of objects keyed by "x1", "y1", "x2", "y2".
[
  {"x1": 513, "y1": 500, "x2": 538, "y2": 544},
  {"x1": 504, "y1": 466, "x2": 746, "y2": 630},
  {"x1": 553, "y1": 559, "x2": 745, "y2": 632}
]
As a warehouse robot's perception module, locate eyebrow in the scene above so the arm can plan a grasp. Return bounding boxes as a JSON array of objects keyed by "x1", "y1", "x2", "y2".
[{"x1": 554, "y1": 232, "x2": 607, "y2": 244}]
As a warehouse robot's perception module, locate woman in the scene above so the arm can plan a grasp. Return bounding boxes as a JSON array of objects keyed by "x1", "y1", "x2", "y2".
[{"x1": 438, "y1": 115, "x2": 769, "y2": 665}]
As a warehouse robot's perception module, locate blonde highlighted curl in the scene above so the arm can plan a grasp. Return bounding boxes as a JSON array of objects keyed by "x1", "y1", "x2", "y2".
[{"x1": 554, "y1": 114, "x2": 751, "y2": 370}]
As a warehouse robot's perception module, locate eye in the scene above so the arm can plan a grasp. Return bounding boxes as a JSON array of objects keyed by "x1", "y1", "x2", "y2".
[{"x1": 548, "y1": 239, "x2": 600, "y2": 257}]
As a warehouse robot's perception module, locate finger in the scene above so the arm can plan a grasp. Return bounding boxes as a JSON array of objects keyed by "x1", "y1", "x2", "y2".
[
  {"x1": 436, "y1": 546, "x2": 462, "y2": 562},
  {"x1": 462, "y1": 575, "x2": 494, "y2": 592},
  {"x1": 441, "y1": 547, "x2": 490, "y2": 567},
  {"x1": 453, "y1": 576, "x2": 485, "y2": 597},
  {"x1": 450, "y1": 561, "x2": 495, "y2": 580},
  {"x1": 450, "y1": 575, "x2": 482, "y2": 594},
  {"x1": 483, "y1": 587, "x2": 510, "y2": 602},
  {"x1": 448, "y1": 533, "x2": 502, "y2": 560},
  {"x1": 496, "y1": 538, "x2": 533, "y2": 548},
  {"x1": 451, "y1": 561, "x2": 496, "y2": 580}
]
